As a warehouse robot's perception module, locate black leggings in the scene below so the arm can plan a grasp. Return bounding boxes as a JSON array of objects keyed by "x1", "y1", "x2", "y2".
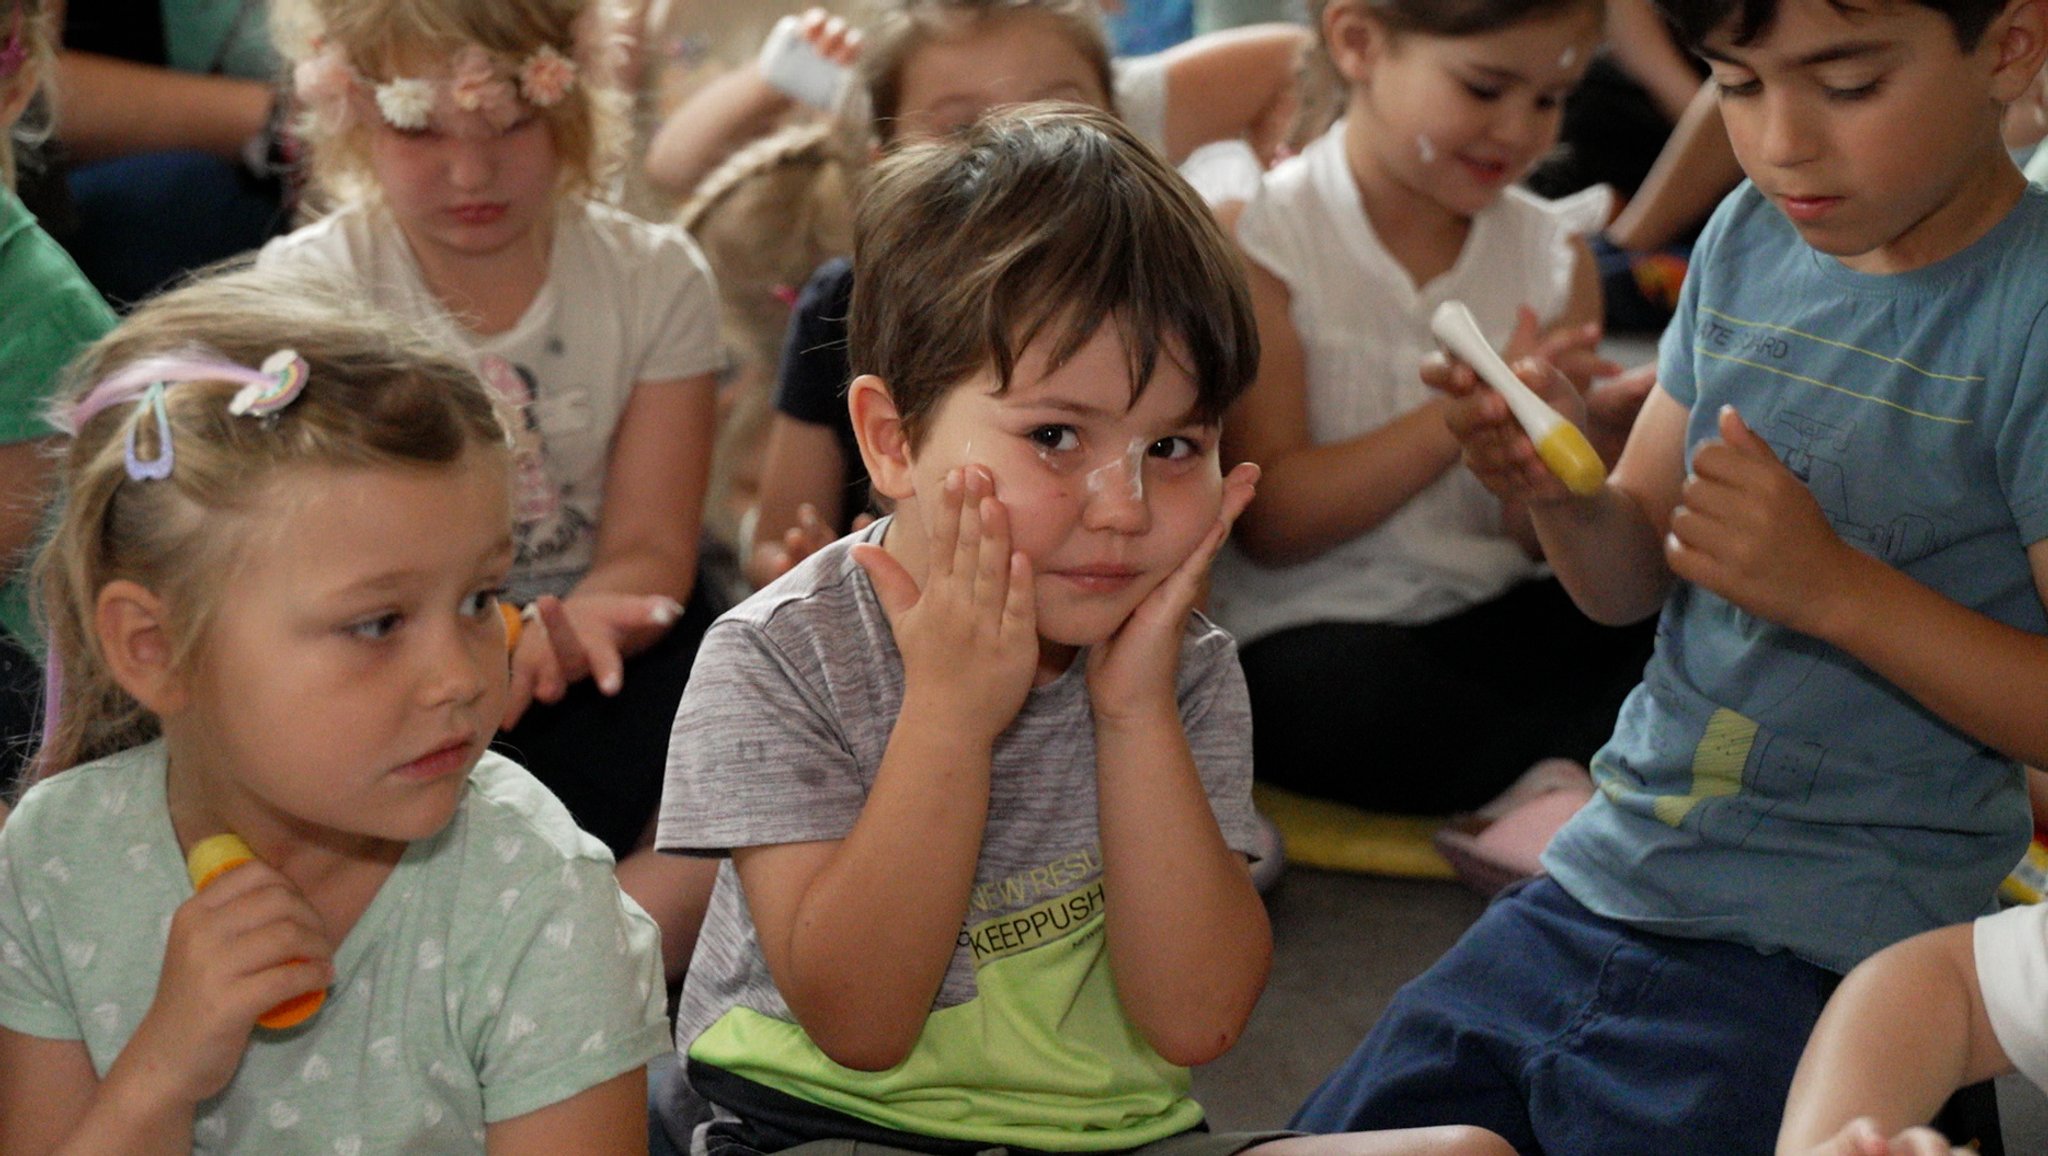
[
  {"x1": 493, "y1": 587, "x2": 720, "y2": 857},
  {"x1": 1239, "y1": 578, "x2": 1655, "y2": 816}
]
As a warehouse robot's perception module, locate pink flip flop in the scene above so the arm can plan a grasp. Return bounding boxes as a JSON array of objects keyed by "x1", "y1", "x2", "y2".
[{"x1": 1434, "y1": 763, "x2": 1595, "y2": 897}]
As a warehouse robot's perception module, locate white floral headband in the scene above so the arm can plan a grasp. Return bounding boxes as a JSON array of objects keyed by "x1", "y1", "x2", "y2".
[{"x1": 295, "y1": 40, "x2": 577, "y2": 133}]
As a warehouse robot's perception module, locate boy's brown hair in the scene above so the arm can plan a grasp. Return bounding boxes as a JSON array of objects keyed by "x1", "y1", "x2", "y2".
[
  {"x1": 849, "y1": 103, "x2": 1258, "y2": 448},
  {"x1": 856, "y1": 0, "x2": 1115, "y2": 144}
]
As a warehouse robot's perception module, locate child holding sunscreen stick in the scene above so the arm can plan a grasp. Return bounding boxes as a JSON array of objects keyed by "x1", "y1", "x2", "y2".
[
  {"x1": 0, "y1": 266, "x2": 667, "y2": 1155},
  {"x1": 1298, "y1": 0, "x2": 2048, "y2": 1141},
  {"x1": 1210, "y1": 0, "x2": 1657, "y2": 820}
]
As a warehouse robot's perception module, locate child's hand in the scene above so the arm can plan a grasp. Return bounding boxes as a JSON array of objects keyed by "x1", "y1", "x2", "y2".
[
  {"x1": 793, "y1": 7, "x2": 863, "y2": 66},
  {"x1": 502, "y1": 592, "x2": 683, "y2": 728},
  {"x1": 756, "y1": 504, "x2": 873, "y2": 587},
  {"x1": 1086, "y1": 463, "x2": 1260, "y2": 723},
  {"x1": 123, "y1": 861, "x2": 332, "y2": 1105},
  {"x1": 1667, "y1": 405, "x2": 1857, "y2": 635},
  {"x1": 855, "y1": 467, "x2": 1037, "y2": 743},
  {"x1": 1805, "y1": 1117, "x2": 1970, "y2": 1156},
  {"x1": 1502, "y1": 305, "x2": 1622, "y2": 391},
  {"x1": 1426, "y1": 349, "x2": 1590, "y2": 506}
]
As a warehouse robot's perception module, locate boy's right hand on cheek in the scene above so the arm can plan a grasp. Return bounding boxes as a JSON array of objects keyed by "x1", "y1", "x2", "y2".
[
  {"x1": 854, "y1": 466, "x2": 1037, "y2": 742},
  {"x1": 127, "y1": 862, "x2": 332, "y2": 1105}
]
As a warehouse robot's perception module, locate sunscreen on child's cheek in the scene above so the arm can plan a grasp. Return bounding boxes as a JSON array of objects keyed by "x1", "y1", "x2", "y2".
[
  {"x1": 1416, "y1": 134, "x2": 1438, "y2": 164},
  {"x1": 186, "y1": 834, "x2": 328, "y2": 1030}
]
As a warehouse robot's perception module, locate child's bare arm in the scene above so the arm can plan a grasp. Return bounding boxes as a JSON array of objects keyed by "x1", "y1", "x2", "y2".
[
  {"x1": 747, "y1": 415, "x2": 856, "y2": 589},
  {"x1": 1156, "y1": 24, "x2": 1313, "y2": 165},
  {"x1": 1223, "y1": 248, "x2": 1466, "y2": 566},
  {"x1": 732, "y1": 469, "x2": 1038, "y2": 1071},
  {"x1": 487, "y1": 1068, "x2": 648, "y2": 1156},
  {"x1": 1671, "y1": 408, "x2": 2048, "y2": 767},
  {"x1": 1432, "y1": 349, "x2": 1685, "y2": 623},
  {"x1": 0, "y1": 864, "x2": 333, "y2": 1155},
  {"x1": 1777, "y1": 925, "x2": 2009, "y2": 1155},
  {"x1": 504, "y1": 374, "x2": 717, "y2": 719},
  {"x1": 1087, "y1": 465, "x2": 1271, "y2": 1065}
]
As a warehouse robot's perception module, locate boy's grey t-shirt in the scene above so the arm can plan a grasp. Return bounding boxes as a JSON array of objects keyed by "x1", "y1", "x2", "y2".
[
  {"x1": 656, "y1": 520, "x2": 1260, "y2": 1151},
  {"x1": 1548, "y1": 182, "x2": 2048, "y2": 974}
]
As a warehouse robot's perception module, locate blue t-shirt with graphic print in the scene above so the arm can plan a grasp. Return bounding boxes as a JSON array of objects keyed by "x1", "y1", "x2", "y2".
[{"x1": 1546, "y1": 181, "x2": 2048, "y2": 974}]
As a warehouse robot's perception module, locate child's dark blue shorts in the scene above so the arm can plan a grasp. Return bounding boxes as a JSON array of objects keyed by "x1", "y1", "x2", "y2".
[{"x1": 1291, "y1": 877, "x2": 1839, "y2": 1155}]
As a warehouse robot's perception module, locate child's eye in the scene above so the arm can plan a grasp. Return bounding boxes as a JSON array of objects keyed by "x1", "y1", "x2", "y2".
[
  {"x1": 1713, "y1": 75, "x2": 1762, "y2": 99},
  {"x1": 1461, "y1": 80, "x2": 1505, "y2": 102},
  {"x1": 1028, "y1": 425, "x2": 1081, "y2": 453},
  {"x1": 1822, "y1": 80, "x2": 1882, "y2": 102},
  {"x1": 1148, "y1": 436, "x2": 1203, "y2": 462},
  {"x1": 346, "y1": 612, "x2": 404, "y2": 642},
  {"x1": 460, "y1": 587, "x2": 506, "y2": 618}
]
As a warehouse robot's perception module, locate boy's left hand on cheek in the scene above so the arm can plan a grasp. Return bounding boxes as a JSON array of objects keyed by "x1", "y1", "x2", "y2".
[
  {"x1": 1086, "y1": 463, "x2": 1260, "y2": 719},
  {"x1": 1666, "y1": 405, "x2": 1857, "y2": 634}
]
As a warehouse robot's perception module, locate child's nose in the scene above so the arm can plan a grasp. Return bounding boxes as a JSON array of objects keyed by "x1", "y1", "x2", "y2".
[
  {"x1": 1755, "y1": 92, "x2": 1822, "y2": 167},
  {"x1": 447, "y1": 140, "x2": 495, "y2": 189},
  {"x1": 1081, "y1": 451, "x2": 1152, "y2": 535},
  {"x1": 420, "y1": 622, "x2": 491, "y2": 709}
]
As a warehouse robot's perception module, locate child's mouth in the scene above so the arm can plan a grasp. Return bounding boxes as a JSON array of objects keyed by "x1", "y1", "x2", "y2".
[
  {"x1": 1779, "y1": 195, "x2": 1844, "y2": 224},
  {"x1": 1051, "y1": 567, "x2": 1141, "y2": 593},
  {"x1": 450, "y1": 203, "x2": 508, "y2": 226},
  {"x1": 395, "y1": 738, "x2": 476, "y2": 781}
]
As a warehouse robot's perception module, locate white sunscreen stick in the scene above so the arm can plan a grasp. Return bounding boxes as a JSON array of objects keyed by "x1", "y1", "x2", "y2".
[
  {"x1": 1430, "y1": 300, "x2": 1606, "y2": 497},
  {"x1": 758, "y1": 15, "x2": 850, "y2": 110}
]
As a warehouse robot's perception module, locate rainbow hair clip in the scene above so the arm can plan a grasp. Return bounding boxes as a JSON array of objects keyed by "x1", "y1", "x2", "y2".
[
  {"x1": 228, "y1": 350, "x2": 311, "y2": 417},
  {"x1": 66, "y1": 349, "x2": 314, "y2": 484}
]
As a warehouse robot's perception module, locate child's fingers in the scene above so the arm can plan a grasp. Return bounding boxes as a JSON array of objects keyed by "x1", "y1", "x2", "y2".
[
  {"x1": 953, "y1": 468, "x2": 989, "y2": 581},
  {"x1": 925, "y1": 468, "x2": 965, "y2": 580},
  {"x1": 535, "y1": 596, "x2": 589, "y2": 685},
  {"x1": 975, "y1": 491, "x2": 1014, "y2": 606},
  {"x1": 1218, "y1": 462, "x2": 1261, "y2": 530},
  {"x1": 586, "y1": 631, "x2": 626, "y2": 697},
  {"x1": 852, "y1": 543, "x2": 921, "y2": 624},
  {"x1": 1001, "y1": 551, "x2": 1035, "y2": 642}
]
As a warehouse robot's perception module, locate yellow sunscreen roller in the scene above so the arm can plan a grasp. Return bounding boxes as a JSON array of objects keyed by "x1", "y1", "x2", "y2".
[
  {"x1": 1430, "y1": 300, "x2": 1607, "y2": 497},
  {"x1": 186, "y1": 834, "x2": 327, "y2": 1030}
]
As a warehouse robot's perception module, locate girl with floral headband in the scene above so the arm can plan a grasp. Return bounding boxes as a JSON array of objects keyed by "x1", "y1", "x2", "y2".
[
  {"x1": 0, "y1": 263, "x2": 668, "y2": 1154},
  {"x1": 260, "y1": 0, "x2": 726, "y2": 983},
  {"x1": 0, "y1": 0, "x2": 116, "y2": 815}
]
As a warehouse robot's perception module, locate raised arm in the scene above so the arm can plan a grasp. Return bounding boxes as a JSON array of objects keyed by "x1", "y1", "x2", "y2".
[
  {"x1": 1155, "y1": 24, "x2": 1313, "y2": 165},
  {"x1": 1086, "y1": 465, "x2": 1270, "y2": 1066},
  {"x1": 732, "y1": 466, "x2": 1038, "y2": 1071}
]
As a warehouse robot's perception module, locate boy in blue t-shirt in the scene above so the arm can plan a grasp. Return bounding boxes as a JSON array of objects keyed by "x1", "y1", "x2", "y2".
[{"x1": 1291, "y1": 0, "x2": 2048, "y2": 1150}]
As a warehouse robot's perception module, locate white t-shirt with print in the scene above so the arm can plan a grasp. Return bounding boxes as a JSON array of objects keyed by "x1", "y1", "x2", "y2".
[{"x1": 259, "y1": 199, "x2": 726, "y2": 601}]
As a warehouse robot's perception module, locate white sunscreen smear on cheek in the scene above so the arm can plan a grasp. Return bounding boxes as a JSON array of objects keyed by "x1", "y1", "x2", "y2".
[
  {"x1": 1084, "y1": 437, "x2": 1147, "y2": 503},
  {"x1": 1558, "y1": 45, "x2": 1577, "y2": 68},
  {"x1": 1416, "y1": 133, "x2": 1437, "y2": 164}
]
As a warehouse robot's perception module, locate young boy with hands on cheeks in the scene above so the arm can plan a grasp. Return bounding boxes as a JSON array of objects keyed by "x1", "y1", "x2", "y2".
[
  {"x1": 652, "y1": 105, "x2": 1511, "y2": 1156},
  {"x1": 1291, "y1": 0, "x2": 2048, "y2": 1147}
]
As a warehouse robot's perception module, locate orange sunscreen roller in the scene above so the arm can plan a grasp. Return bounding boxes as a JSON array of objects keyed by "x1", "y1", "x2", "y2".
[
  {"x1": 185, "y1": 834, "x2": 327, "y2": 1030},
  {"x1": 1430, "y1": 300, "x2": 1607, "y2": 497},
  {"x1": 499, "y1": 600, "x2": 523, "y2": 651}
]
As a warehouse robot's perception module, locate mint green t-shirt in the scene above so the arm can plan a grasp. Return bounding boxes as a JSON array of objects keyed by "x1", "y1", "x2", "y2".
[
  {"x1": 0, "y1": 744, "x2": 669, "y2": 1153},
  {"x1": 0, "y1": 188, "x2": 114, "y2": 647}
]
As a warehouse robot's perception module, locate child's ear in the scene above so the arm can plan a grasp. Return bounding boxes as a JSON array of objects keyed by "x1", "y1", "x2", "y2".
[
  {"x1": 1323, "y1": 0, "x2": 1386, "y2": 86},
  {"x1": 1989, "y1": 0, "x2": 2048, "y2": 101},
  {"x1": 95, "y1": 580, "x2": 188, "y2": 715},
  {"x1": 849, "y1": 374, "x2": 919, "y2": 501}
]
